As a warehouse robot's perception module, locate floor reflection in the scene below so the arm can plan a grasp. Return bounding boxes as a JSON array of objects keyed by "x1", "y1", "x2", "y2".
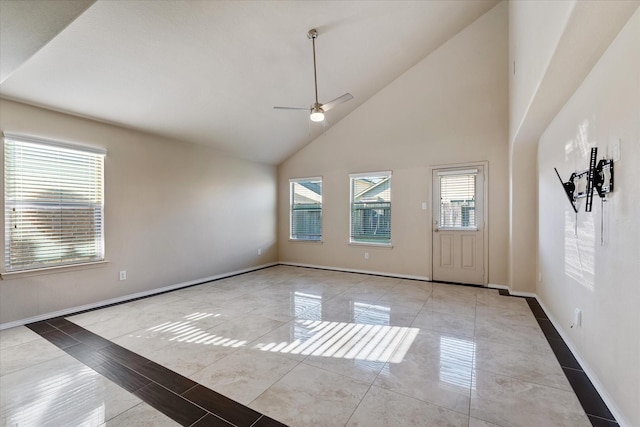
[
  {"x1": 136, "y1": 291, "x2": 424, "y2": 364},
  {"x1": 4, "y1": 266, "x2": 594, "y2": 427},
  {"x1": 291, "y1": 291, "x2": 323, "y2": 317},
  {"x1": 255, "y1": 320, "x2": 419, "y2": 363},
  {"x1": 135, "y1": 291, "x2": 477, "y2": 370},
  {"x1": 3, "y1": 364, "x2": 109, "y2": 427},
  {"x1": 144, "y1": 312, "x2": 246, "y2": 348},
  {"x1": 439, "y1": 336, "x2": 475, "y2": 390}
]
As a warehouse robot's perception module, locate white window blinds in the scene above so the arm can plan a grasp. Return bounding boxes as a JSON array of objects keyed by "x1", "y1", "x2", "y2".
[
  {"x1": 438, "y1": 171, "x2": 476, "y2": 228},
  {"x1": 290, "y1": 178, "x2": 322, "y2": 241},
  {"x1": 350, "y1": 172, "x2": 391, "y2": 244},
  {"x1": 4, "y1": 134, "x2": 105, "y2": 271}
]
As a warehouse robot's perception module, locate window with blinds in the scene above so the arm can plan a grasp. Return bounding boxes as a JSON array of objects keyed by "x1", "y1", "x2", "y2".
[
  {"x1": 350, "y1": 172, "x2": 391, "y2": 244},
  {"x1": 438, "y1": 170, "x2": 476, "y2": 229},
  {"x1": 290, "y1": 178, "x2": 322, "y2": 241},
  {"x1": 4, "y1": 134, "x2": 105, "y2": 272}
]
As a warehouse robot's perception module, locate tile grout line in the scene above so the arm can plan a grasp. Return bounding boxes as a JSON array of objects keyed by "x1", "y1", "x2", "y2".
[
  {"x1": 493, "y1": 293, "x2": 618, "y2": 425},
  {"x1": 340, "y1": 322, "x2": 416, "y2": 426},
  {"x1": 27, "y1": 318, "x2": 287, "y2": 427},
  {"x1": 468, "y1": 292, "x2": 479, "y2": 427},
  {"x1": 345, "y1": 284, "x2": 472, "y2": 426},
  {"x1": 588, "y1": 413, "x2": 621, "y2": 423},
  {"x1": 32, "y1": 322, "x2": 212, "y2": 426},
  {"x1": 521, "y1": 297, "x2": 618, "y2": 426},
  {"x1": 72, "y1": 330, "x2": 236, "y2": 426},
  {"x1": 15, "y1": 270, "x2": 613, "y2": 427}
]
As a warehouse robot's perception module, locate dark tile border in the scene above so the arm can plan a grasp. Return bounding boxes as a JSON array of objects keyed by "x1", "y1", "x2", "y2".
[
  {"x1": 522, "y1": 297, "x2": 618, "y2": 426},
  {"x1": 27, "y1": 317, "x2": 287, "y2": 427},
  {"x1": 182, "y1": 385, "x2": 262, "y2": 427}
]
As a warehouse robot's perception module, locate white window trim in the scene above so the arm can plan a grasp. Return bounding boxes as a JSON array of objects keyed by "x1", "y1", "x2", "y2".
[
  {"x1": 289, "y1": 176, "x2": 323, "y2": 242},
  {"x1": 290, "y1": 176, "x2": 322, "y2": 183},
  {"x1": 3, "y1": 133, "x2": 106, "y2": 273},
  {"x1": 0, "y1": 260, "x2": 110, "y2": 280},
  {"x1": 437, "y1": 168, "x2": 478, "y2": 176},
  {"x1": 349, "y1": 171, "x2": 392, "y2": 179},
  {"x1": 348, "y1": 241, "x2": 394, "y2": 248},
  {"x1": 3, "y1": 132, "x2": 106, "y2": 155},
  {"x1": 349, "y1": 171, "x2": 392, "y2": 246}
]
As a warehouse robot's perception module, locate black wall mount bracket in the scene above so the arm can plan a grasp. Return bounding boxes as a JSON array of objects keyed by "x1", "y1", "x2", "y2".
[{"x1": 554, "y1": 147, "x2": 614, "y2": 213}]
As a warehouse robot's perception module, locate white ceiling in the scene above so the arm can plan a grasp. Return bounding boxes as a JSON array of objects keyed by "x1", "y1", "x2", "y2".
[
  {"x1": 0, "y1": 0, "x2": 95, "y2": 82},
  {"x1": 0, "y1": 0, "x2": 498, "y2": 164}
]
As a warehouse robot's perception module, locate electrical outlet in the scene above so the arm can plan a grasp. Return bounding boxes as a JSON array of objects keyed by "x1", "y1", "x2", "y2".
[
  {"x1": 257, "y1": 249, "x2": 261, "y2": 256},
  {"x1": 119, "y1": 270, "x2": 126, "y2": 281},
  {"x1": 421, "y1": 202, "x2": 427, "y2": 210},
  {"x1": 364, "y1": 252, "x2": 369, "y2": 260}
]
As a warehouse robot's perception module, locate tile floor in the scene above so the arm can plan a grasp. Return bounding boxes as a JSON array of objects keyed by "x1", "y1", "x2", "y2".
[{"x1": 0, "y1": 265, "x2": 609, "y2": 426}]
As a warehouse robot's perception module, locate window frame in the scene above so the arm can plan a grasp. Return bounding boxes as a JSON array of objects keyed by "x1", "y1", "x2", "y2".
[
  {"x1": 349, "y1": 171, "x2": 392, "y2": 246},
  {"x1": 289, "y1": 177, "x2": 323, "y2": 242},
  {"x1": 3, "y1": 133, "x2": 106, "y2": 274},
  {"x1": 436, "y1": 168, "x2": 478, "y2": 231}
]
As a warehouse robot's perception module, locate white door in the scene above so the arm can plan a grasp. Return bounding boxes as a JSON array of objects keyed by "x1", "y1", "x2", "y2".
[{"x1": 432, "y1": 166, "x2": 486, "y2": 285}]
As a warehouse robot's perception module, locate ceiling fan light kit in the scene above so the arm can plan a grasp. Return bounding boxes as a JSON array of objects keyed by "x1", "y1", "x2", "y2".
[
  {"x1": 310, "y1": 106, "x2": 325, "y2": 122},
  {"x1": 274, "y1": 29, "x2": 353, "y2": 123}
]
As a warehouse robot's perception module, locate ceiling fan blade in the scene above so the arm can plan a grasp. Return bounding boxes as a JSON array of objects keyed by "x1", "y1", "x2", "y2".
[
  {"x1": 274, "y1": 106, "x2": 311, "y2": 111},
  {"x1": 321, "y1": 93, "x2": 353, "y2": 112}
]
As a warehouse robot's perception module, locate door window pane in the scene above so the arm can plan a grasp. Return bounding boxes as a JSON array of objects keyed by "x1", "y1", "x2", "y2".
[{"x1": 439, "y1": 173, "x2": 476, "y2": 228}]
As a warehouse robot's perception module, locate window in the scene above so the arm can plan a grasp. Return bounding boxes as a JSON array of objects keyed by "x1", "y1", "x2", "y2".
[
  {"x1": 350, "y1": 172, "x2": 391, "y2": 244},
  {"x1": 290, "y1": 177, "x2": 322, "y2": 241},
  {"x1": 4, "y1": 133, "x2": 105, "y2": 272},
  {"x1": 438, "y1": 169, "x2": 477, "y2": 229}
]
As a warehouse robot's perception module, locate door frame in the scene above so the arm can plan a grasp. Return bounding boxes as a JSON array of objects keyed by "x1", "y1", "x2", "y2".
[{"x1": 428, "y1": 161, "x2": 489, "y2": 286}]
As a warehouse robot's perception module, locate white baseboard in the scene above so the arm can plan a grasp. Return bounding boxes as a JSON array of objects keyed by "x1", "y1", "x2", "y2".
[
  {"x1": 487, "y1": 283, "x2": 537, "y2": 298},
  {"x1": 0, "y1": 262, "x2": 278, "y2": 331},
  {"x1": 536, "y1": 298, "x2": 630, "y2": 427},
  {"x1": 509, "y1": 290, "x2": 537, "y2": 298},
  {"x1": 279, "y1": 262, "x2": 430, "y2": 282}
]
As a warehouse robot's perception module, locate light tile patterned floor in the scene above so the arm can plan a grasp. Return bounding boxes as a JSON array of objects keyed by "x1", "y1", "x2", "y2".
[{"x1": 0, "y1": 265, "x2": 591, "y2": 426}]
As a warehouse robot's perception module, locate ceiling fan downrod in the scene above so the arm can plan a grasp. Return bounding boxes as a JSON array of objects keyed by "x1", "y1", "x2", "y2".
[
  {"x1": 307, "y1": 29, "x2": 324, "y2": 121},
  {"x1": 308, "y1": 29, "x2": 320, "y2": 109}
]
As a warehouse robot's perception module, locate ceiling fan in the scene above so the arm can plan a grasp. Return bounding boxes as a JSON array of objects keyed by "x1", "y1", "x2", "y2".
[{"x1": 274, "y1": 29, "x2": 353, "y2": 122}]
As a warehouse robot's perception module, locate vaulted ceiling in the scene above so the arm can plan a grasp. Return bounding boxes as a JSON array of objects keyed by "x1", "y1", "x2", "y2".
[{"x1": 0, "y1": 0, "x2": 498, "y2": 164}]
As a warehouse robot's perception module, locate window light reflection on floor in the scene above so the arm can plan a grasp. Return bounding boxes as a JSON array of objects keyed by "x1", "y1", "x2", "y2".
[
  {"x1": 439, "y1": 335, "x2": 476, "y2": 390},
  {"x1": 145, "y1": 313, "x2": 247, "y2": 348},
  {"x1": 254, "y1": 320, "x2": 420, "y2": 363},
  {"x1": 142, "y1": 289, "x2": 425, "y2": 363},
  {"x1": 6, "y1": 368, "x2": 107, "y2": 427},
  {"x1": 143, "y1": 311, "x2": 420, "y2": 363}
]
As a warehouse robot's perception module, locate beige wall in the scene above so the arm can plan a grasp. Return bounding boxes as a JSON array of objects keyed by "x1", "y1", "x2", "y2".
[
  {"x1": 508, "y1": 0, "x2": 575, "y2": 140},
  {"x1": 278, "y1": 3, "x2": 509, "y2": 284},
  {"x1": 507, "y1": 0, "x2": 638, "y2": 294},
  {"x1": 0, "y1": 99, "x2": 278, "y2": 326},
  {"x1": 507, "y1": 0, "x2": 575, "y2": 295},
  {"x1": 538, "y1": 8, "x2": 640, "y2": 426}
]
